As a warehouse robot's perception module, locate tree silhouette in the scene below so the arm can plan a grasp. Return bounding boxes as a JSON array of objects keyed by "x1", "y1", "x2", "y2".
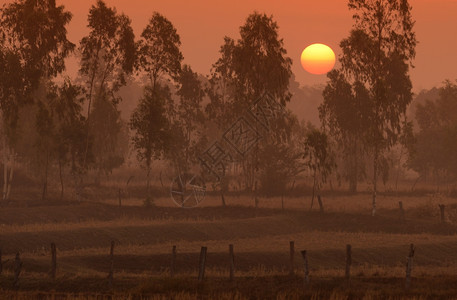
[
  {"x1": 408, "y1": 80, "x2": 457, "y2": 193},
  {"x1": 50, "y1": 79, "x2": 87, "y2": 200},
  {"x1": 129, "y1": 85, "x2": 170, "y2": 200},
  {"x1": 0, "y1": 0, "x2": 74, "y2": 201},
  {"x1": 303, "y1": 129, "x2": 336, "y2": 209},
  {"x1": 89, "y1": 90, "x2": 126, "y2": 185},
  {"x1": 167, "y1": 65, "x2": 206, "y2": 174},
  {"x1": 207, "y1": 12, "x2": 293, "y2": 191},
  {"x1": 136, "y1": 11, "x2": 183, "y2": 89},
  {"x1": 130, "y1": 12, "x2": 183, "y2": 200},
  {"x1": 322, "y1": 0, "x2": 416, "y2": 215},
  {"x1": 320, "y1": 70, "x2": 371, "y2": 193},
  {"x1": 79, "y1": 0, "x2": 135, "y2": 168}
]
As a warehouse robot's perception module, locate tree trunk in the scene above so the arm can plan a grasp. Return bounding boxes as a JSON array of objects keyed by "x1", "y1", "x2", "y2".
[
  {"x1": 82, "y1": 42, "x2": 101, "y2": 169},
  {"x1": 59, "y1": 159, "x2": 64, "y2": 200},
  {"x1": 220, "y1": 190, "x2": 226, "y2": 207},
  {"x1": 310, "y1": 170, "x2": 316, "y2": 210},
  {"x1": 2, "y1": 142, "x2": 13, "y2": 202},
  {"x1": 6, "y1": 156, "x2": 13, "y2": 201},
  {"x1": 395, "y1": 147, "x2": 404, "y2": 193},
  {"x1": 2, "y1": 148, "x2": 7, "y2": 201},
  {"x1": 146, "y1": 166, "x2": 151, "y2": 199},
  {"x1": 349, "y1": 149, "x2": 358, "y2": 193},
  {"x1": 2, "y1": 146, "x2": 14, "y2": 202},
  {"x1": 42, "y1": 152, "x2": 49, "y2": 201},
  {"x1": 372, "y1": 148, "x2": 378, "y2": 216}
]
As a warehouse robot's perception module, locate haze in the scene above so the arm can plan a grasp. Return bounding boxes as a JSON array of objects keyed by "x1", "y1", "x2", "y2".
[{"x1": 55, "y1": 0, "x2": 457, "y2": 91}]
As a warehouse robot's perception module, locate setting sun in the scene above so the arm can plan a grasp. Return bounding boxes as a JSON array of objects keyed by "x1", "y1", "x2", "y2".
[{"x1": 300, "y1": 43, "x2": 336, "y2": 75}]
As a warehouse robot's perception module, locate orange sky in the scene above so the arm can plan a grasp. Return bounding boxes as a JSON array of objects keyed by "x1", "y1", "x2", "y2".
[{"x1": 5, "y1": 0, "x2": 455, "y2": 91}]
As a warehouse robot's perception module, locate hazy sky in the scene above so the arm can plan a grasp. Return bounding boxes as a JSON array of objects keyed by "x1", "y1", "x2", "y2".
[{"x1": 15, "y1": 0, "x2": 457, "y2": 91}]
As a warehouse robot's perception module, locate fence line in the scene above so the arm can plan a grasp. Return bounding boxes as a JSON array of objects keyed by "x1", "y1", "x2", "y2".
[{"x1": 3, "y1": 240, "x2": 418, "y2": 291}]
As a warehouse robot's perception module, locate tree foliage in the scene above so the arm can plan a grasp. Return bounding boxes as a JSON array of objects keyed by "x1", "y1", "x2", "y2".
[
  {"x1": 0, "y1": 0, "x2": 74, "y2": 201},
  {"x1": 129, "y1": 85, "x2": 170, "y2": 196},
  {"x1": 303, "y1": 129, "x2": 336, "y2": 205},
  {"x1": 166, "y1": 65, "x2": 206, "y2": 173},
  {"x1": 0, "y1": 0, "x2": 74, "y2": 138},
  {"x1": 136, "y1": 12, "x2": 183, "y2": 87},
  {"x1": 89, "y1": 91, "x2": 126, "y2": 182},
  {"x1": 321, "y1": 0, "x2": 416, "y2": 215},
  {"x1": 320, "y1": 70, "x2": 370, "y2": 192},
  {"x1": 79, "y1": 0, "x2": 135, "y2": 175},
  {"x1": 408, "y1": 80, "x2": 457, "y2": 190},
  {"x1": 208, "y1": 12, "x2": 292, "y2": 121},
  {"x1": 207, "y1": 12, "x2": 293, "y2": 191},
  {"x1": 79, "y1": 0, "x2": 135, "y2": 101}
]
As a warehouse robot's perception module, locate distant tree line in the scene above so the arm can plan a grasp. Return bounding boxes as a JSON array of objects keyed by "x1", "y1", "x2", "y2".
[{"x1": 0, "y1": 0, "x2": 455, "y2": 209}]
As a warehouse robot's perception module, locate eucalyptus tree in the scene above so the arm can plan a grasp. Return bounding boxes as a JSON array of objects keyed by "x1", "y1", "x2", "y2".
[
  {"x1": 79, "y1": 0, "x2": 135, "y2": 169},
  {"x1": 408, "y1": 80, "x2": 457, "y2": 192},
  {"x1": 89, "y1": 90, "x2": 126, "y2": 184},
  {"x1": 321, "y1": 0, "x2": 416, "y2": 215},
  {"x1": 320, "y1": 70, "x2": 370, "y2": 193},
  {"x1": 50, "y1": 79, "x2": 87, "y2": 199},
  {"x1": 208, "y1": 12, "x2": 292, "y2": 121},
  {"x1": 130, "y1": 12, "x2": 183, "y2": 198},
  {"x1": 136, "y1": 11, "x2": 183, "y2": 90},
  {"x1": 167, "y1": 65, "x2": 206, "y2": 173},
  {"x1": 303, "y1": 129, "x2": 336, "y2": 209},
  {"x1": 0, "y1": 0, "x2": 74, "y2": 201},
  {"x1": 129, "y1": 85, "x2": 170, "y2": 198},
  {"x1": 207, "y1": 12, "x2": 293, "y2": 191}
]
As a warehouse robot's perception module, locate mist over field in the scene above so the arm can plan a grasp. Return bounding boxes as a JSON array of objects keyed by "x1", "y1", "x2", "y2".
[{"x1": 0, "y1": 0, "x2": 457, "y2": 298}]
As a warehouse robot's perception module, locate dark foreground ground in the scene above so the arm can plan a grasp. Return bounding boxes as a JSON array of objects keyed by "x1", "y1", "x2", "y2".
[
  {"x1": 1, "y1": 196, "x2": 457, "y2": 299},
  {"x1": 2, "y1": 275, "x2": 457, "y2": 299}
]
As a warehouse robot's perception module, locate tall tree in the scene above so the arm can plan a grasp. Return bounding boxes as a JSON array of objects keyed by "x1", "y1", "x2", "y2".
[
  {"x1": 130, "y1": 12, "x2": 183, "y2": 199},
  {"x1": 129, "y1": 85, "x2": 170, "y2": 199},
  {"x1": 207, "y1": 12, "x2": 293, "y2": 191},
  {"x1": 167, "y1": 65, "x2": 206, "y2": 174},
  {"x1": 408, "y1": 80, "x2": 457, "y2": 192},
  {"x1": 89, "y1": 91, "x2": 126, "y2": 184},
  {"x1": 50, "y1": 79, "x2": 87, "y2": 200},
  {"x1": 208, "y1": 12, "x2": 292, "y2": 122},
  {"x1": 0, "y1": 0, "x2": 74, "y2": 201},
  {"x1": 303, "y1": 129, "x2": 336, "y2": 209},
  {"x1": 35, "y1": 94, "x2": 54, "y2": 201},
  {"x1": 79, "y1": 0, "x2": 135, "y2": 168},
  {"x1": 258, "y1": 112, "x2": 306, "y2": 196},
  {"x1": 320, "y1": 70, "x2": 371, "y2": 193},
  {"x1": 323, "y1": 0, "x2": 416, "y2": 215}
]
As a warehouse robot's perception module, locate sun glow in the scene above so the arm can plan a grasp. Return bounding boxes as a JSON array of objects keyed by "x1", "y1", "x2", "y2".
[{"x1": 300, "y1": 43, "x2": 336, "y2": 75}]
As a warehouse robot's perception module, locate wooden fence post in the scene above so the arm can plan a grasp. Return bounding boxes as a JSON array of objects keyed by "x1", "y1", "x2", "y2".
[
  {"x1": 13, "y1": 252, "x2": 22, "y2": 289},
  {"x1": 405, "y1": 243, "x2": 415, "y2": 289},
  {"x1": 170, "y1": 245, "x2": 177, "y2": 277},
  {"x1": 345, "y1": 244, "x2": 352, "y2": 280},
  {"x1": 439, "y1": 204, "x2": 445, "y2": 223},
  {"x1": 281, "y1": 195, "x2": 284, "y2": 211},
  {"x1": 108, "y1": 241, "x2": 114, "y2": 287},
  {"x1": 229, "y1": 244, "x2": 235, "y2": 281},
  {"x1": 399, "y1": 201, "x2": 405, "y2": 220},
  {"x1": 300, "y1": 250, "x2": 309, "y2": 285},
  {"x1": 51, "y1": 242, "x2": 56, "y2": 280},
  {"x1": 198, "y1": 246, "x2": 207, "y2": 281},
  {"x1": 317, "y1": 195, "x2": 324, "y2": 213},
  {"x1": 289, "y1": 241, "x2": 295, "y2": 276},
  {"x1": 118, "y1": 188, "x2": 122, "y2": 208},
  {"x1": 0, "y1": 248, "x2": 2, "y2": 275}
]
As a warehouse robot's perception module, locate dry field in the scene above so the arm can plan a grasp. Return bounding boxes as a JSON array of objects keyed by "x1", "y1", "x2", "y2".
[{"x1": 1, "y1": 187, "x2": 457, "y2": 299}]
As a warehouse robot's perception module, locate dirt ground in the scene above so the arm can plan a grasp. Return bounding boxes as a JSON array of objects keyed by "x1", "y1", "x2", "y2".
[{"x1": 1, "y1": 191, "x2": 457, "y2": 299}]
